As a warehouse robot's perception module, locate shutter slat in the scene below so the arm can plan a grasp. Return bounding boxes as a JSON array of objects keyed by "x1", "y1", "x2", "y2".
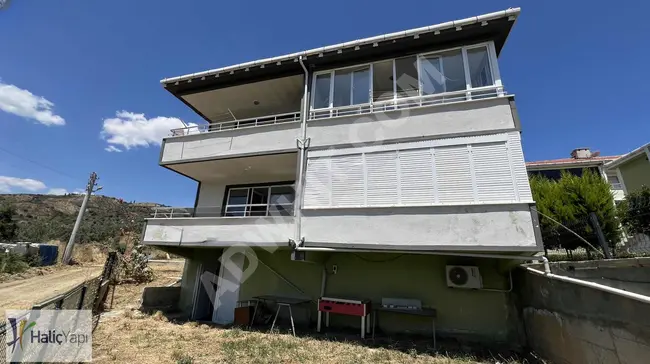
[
  {"x1": 508, "y1": 133, "x2": 533, "y2": 201},
  {"x1": 366, "y1": 151, "x2": 399, "y2": 206},
  {"x1": 473, "y1": 142, "x2": 516, "y2": 201},
  {"x1": 330, "y1": 155, "x2": 365, "y2": 207},
  {"x1": 435, "y1": 146, "x2": 474, "y2": 203},
  {"x1": 399, "y1": 148, "x2": 435, "y2": 204},
  {"x1": 304, "y1": 158, "x2": 331, "y2": 208}
]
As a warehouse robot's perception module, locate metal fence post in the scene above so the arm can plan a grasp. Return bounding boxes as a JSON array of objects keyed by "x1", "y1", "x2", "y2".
[
  {"x1": 77, "y1": 285, "x2": 87, "y2": 310},
  {"x1": 589, "y1": 212, "x2": 612, "y2": 259}
]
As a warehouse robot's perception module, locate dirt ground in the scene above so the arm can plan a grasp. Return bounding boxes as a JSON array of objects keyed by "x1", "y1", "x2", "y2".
[
  {"x1": 91, "y1": 262, "x2": 531, "y2": 364},
  {"x1": 0, "y1": 265, "x2": 103, "y2": 320}
]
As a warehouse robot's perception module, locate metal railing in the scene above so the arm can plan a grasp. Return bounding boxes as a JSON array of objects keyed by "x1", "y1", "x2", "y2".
[
  {"x1": 151, "y1": 204, "x2": 294, "y2": 218},
  {"x1": 170, "y1": 111, "x2": 301, "y2": 136},
  {"x1": 309, "y1": 85, "x2": 504, "y2": 119}
]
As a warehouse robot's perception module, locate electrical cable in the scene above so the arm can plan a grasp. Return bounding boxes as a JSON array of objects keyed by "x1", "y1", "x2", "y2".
[{"x1": 0, "y1": 145, "x2": 82, "y2": 182}]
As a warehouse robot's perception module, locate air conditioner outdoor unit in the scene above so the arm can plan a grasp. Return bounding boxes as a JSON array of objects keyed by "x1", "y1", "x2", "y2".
[{"x1": 446, "y1": 265, "x2": 483, "y2": 289}]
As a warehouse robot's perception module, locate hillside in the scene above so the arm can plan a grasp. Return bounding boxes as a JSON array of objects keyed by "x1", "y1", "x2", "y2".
[{"x1": 0, "y1": 194, "x2": 164, "y2": 245}]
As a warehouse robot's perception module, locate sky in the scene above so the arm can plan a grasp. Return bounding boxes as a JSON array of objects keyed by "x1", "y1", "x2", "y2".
[{"x1": 0, "y1": 0, "x2": 648, "y2": 206}]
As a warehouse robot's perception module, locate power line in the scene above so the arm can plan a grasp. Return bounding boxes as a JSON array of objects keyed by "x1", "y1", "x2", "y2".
[{"x1": 0, "y1": 145, "x2": 82, "y2": 182}]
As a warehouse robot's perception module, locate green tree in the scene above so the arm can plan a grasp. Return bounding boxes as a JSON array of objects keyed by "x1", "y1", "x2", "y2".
[
  {"x1": 530, "y1": 169, "x2": 621, "y2": 255},
  {"x1": 619, "y1": 185, "x2": 650, "y2": 235},
  {"x1": 0, "y1": 204, "x2": 17, "y2": 242}
]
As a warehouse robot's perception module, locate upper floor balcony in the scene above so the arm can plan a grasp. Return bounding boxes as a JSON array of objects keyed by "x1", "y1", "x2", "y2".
[{"x1": 159, "y1": 9, "x2": 520, "y2": 181}]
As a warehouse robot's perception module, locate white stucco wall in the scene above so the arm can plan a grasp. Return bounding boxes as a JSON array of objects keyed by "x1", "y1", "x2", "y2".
[
  {"x1": 196, "y1": 183, "x2": 225, "y2": 212},
  {"x1": 161, "y1": 122, "x2": 300, "y2": 163},
  {"x1": 143, "y1": 216, "x2": 295, "y2": 246},
  {"x1": 307, "y1": 97, "x2": 516, "y2": 149},
  {"x1": 301, "y1": 204, "x2": 540, "y2": 251}
]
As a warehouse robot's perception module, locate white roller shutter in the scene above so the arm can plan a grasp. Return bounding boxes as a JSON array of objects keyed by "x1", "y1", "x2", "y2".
[
  {"x1": 304, "y1": 157, "x2": 331, "y2": 208},
  {"x1": 399, "y1": 148, "x2": 435, "y2": 205},
  {"x1": 435, "y1": 146, "x2": 474, "y2": 203},
  {"x1": 303, "y1": 131, "x2": 531, "y2": 209},
  {"x1": 330, "y1": 154, "x2": 365, "y2": 207},
  {"x1": 507, "y1": 132, "x2": 533, "y2": 201},
  {"x1": 365, "y1": 151, "x2": 399, "y2": 206},
  {"x1": 472, "y1": 142, "x2": 516, "y2": 201}
]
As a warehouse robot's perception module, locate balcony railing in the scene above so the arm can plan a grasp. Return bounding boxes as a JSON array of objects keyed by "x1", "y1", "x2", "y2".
[
  {"x1": 309, "y1": 85, "x2": 504, "y2": 120},
  {"x1": 170, "y1": 111, "x2": 301, "y2": 136},
  {"x1": 151, "y1": 204, "x2": 294, "y2": 218}
]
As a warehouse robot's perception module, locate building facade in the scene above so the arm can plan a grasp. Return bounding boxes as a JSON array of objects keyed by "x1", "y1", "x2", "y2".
[
  {"x1": 526, "y1": 148, "x2": 624, "y2": 201},
  {"x1": 605, "y1": 143, "x2": 650, "y2": 196},
  {"x1": 142, "y1": 8, "x2": 542, "y2": 344}
]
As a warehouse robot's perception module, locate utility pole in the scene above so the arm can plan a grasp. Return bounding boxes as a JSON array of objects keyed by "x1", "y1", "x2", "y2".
[
  {"x1": 589, "y1": 212, "x2": 612, "y2": 259},
  {"x1": 62, "y1": 172, "x2": 102, "y2": 264}
]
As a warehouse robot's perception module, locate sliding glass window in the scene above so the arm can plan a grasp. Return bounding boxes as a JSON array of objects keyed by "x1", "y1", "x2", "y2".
[
  {"x1": 313, "y1": 67, "x2": 371, "y2": 109},
  {"x1": 224, "y1": 183, "x2": 295, "y2": 217},
  {"x1": 310, "y1": 42, "x2": 499, "y2": 113}
]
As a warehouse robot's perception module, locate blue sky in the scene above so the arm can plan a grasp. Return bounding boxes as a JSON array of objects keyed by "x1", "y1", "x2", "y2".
[{"x1": 0, "y1": 1, "x2": 648, "y2": 206}]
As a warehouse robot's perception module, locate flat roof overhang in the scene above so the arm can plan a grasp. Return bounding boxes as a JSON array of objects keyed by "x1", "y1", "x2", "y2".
[
  {"x1": 161, "y1": 9, "x2": 519, "y2": 121},
  {"x1": 162, "y1": 152, "x2": 298, "y2": 182}
]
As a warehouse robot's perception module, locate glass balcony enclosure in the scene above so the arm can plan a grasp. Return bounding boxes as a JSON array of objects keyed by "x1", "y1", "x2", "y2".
[{"x1": 310, "y1": 42, "x2": 501, "y2": 119}]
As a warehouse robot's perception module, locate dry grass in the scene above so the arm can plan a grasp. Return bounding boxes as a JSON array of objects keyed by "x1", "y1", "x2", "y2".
[
  {"x1": 92, "y1": 262, "x2": 527, "y2": 364},
  {"x1": 93, "y1": 316, "x2": 499, "y2": 364}
]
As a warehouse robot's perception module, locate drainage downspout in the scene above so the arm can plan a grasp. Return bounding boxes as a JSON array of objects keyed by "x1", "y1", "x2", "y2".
[{"x1": 294, "y1": 56, "x2": 310, "y2": 245}]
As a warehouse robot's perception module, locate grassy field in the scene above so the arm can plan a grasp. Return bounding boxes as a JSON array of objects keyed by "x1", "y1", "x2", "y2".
[{"x1": 92, "y1": 262, "x2": 538, "y2": 364}]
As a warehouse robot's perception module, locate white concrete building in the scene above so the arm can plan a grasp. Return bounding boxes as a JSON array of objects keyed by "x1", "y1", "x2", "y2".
[{"x1": 142, "y1": 8, "x2": 544, "y2": 342}]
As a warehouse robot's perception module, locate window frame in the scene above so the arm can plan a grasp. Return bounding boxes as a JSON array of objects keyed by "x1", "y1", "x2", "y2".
[
  {"x1": 221, "y1": 181, "x2": 296, "y2": 217},
  {"x1": 309, "y1": 41, "x2": 502, "y2": 113},
  {"x1": 312, "y1": 64, "x2": 373, "y2": 111}
]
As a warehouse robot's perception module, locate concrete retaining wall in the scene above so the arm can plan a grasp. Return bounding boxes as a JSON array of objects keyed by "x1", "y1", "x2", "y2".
[
  {"x1": 515, "y1": 267, "x2": 650, "y2": 364},
  {"x1": 141, "y1": 286, "x2": 180, "y2": 310},
  {"x1": 529, "y1": 258, "x2": 650, "y2": 296}
]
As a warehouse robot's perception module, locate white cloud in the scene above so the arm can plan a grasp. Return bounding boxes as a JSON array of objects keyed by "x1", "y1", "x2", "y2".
[
  {"x1": 47, "y1": 188, "x2": 68, "y2": 195},
  {"x1": 0, "y1": 81, "x2": 66, "y2": 126},
  {"x1": 101, "y1": 110, "x2": 195, "y2": 151},
  {"x1": 0, "y1": 176, "x2": 72, "y2": 195},
  {"x1": 0, "y1": 176, "x2": 47, "y2": 193},
  {"x1": 104, "y1": 145, "x2": 122, "y2": 153}
]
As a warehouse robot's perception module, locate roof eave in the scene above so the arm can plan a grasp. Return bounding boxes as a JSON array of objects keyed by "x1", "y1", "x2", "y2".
[
  {"x1": 160, "y1": 8, "x2": 520, "y2": 87},
  {"x1": 605, "y1": 143, "x2": 650, "y2": 169}
]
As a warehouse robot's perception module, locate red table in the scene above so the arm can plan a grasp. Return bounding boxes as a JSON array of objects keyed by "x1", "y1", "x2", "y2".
[{"x1": 317, "y1": 297, "x2": 371, "y2": 338}]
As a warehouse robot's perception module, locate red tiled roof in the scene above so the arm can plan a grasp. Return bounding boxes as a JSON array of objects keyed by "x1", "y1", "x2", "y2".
[{"x1": 526, "y1": 156, "x2": 620, "y2": 167}]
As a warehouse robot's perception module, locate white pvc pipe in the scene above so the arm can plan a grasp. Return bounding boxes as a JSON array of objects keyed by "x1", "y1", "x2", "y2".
[
  {"x1": 295, "y1": 246, "x2": 548, "y2": 265},
  {"x1": 524, "y1": 266, "x2": 650, "y2": 304},
  {"x1": 293, "y1": 56, "x2": 310, "y2": 244}
]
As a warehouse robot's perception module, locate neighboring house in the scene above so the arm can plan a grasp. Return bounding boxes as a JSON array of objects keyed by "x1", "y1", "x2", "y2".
[
  {"x1": 526, "y1": 148, "x2": 624, "y2": 201},
  {"x1": 605, "y1": 142, "x2": 650, "y2": 196},
  {"x1": 142, "y1": 8, "x2": 541, "y2": 343}
]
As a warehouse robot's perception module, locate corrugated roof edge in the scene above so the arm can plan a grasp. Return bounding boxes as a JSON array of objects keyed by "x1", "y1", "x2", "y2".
[{"x1": 160, "y1": 7, "x2": 520, "y2": 85}]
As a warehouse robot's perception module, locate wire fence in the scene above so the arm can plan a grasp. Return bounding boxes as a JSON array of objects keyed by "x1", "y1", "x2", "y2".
[
  {"x1": 541, "y1": 213, "x2": 650, "y2": 261},
  {"x1": 0, "y1": 252, "x2": 118, "y2": 364}
]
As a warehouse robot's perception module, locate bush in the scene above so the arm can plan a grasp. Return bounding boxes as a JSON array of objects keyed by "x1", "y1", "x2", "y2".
[
  {"x1": 0, "y1": 204, "x2": 17, "y2": 242},
  {"x1": 118, "y1": 245, "x2": 154, "y2": 283},
  {"x1": 0, "y1": 252, "x2": 30, "y2": 274},
  {"x1": 531, "y1": 169, "x2": 621, "y2": 254},
  {"x1": 619, "y1": 185, "x2": 650, "y2": 235}
]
